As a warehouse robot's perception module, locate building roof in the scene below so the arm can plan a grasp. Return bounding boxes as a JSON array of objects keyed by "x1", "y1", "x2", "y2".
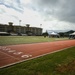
[
  {"x1": 48, "y1": 32, "x2": 59, "y2": 35},
  {"x1": 70, "y1": 32, "x2": 75, "y2": 35},
  {"x1": 0, "y1": 32, "x2": 9, "y2": 34}
]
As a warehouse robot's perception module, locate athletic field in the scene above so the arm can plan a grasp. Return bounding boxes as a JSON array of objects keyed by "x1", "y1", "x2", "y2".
[
  {"x1": 0, "y1": 36, "x2": 68, "y2": 46},
  {"x1": 0, "y1": 36, "x2": 75, "y2": 75}
]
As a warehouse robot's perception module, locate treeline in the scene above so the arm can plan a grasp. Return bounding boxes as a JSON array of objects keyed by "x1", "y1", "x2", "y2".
[
  {"x1": 58, "y1": 30, "x2": 75, "y2": 37},
  {"x1": 42, "y1": 30, "x2": 75, "y2": 37}
]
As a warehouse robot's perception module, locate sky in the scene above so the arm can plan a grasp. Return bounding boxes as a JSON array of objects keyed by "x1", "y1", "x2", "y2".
[{"x1": 0, "y1": 0, "x2": 75, "y2": 32}]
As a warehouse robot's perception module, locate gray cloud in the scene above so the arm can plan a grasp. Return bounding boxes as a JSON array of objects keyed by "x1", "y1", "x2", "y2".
[
  {"x1": 11, "y1": 15, "x2": 19, "y2": 20},
  {"x1": 30, "y1": 0, "x2": 75, "y2": 24},
  {"x1": 0, "y1": 8, "x2": 6, "y2": 14},
  {"x1": 0, "y1": 0, "x2": 23, "y2": 12}
]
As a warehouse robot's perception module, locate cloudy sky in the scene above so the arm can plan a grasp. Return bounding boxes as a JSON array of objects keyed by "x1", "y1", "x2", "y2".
[{"x1": 0, "y1": 0, "x2": 75, "y2": 32}]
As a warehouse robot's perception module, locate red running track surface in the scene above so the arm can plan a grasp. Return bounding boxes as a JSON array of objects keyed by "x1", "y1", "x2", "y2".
[{"x1": 0, "y1": 40, "x2": 75, "y2": 68}]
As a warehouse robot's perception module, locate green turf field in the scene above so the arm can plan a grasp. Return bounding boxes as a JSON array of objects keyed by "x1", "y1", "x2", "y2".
[
  {"x1": 0, "y1": 47, "x2": 75, "y2": 75},
  {"x1": 0, "y1": 36, "x2": 68, "y2": 45}
]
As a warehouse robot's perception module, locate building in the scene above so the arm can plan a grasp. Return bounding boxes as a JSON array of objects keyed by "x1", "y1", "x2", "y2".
[
  {"x1": 69, "y1": 32, "x2": 75, "y2": 39},
  {"x1": 0, "y1": 22, "x2": 42, "y2": 36}
]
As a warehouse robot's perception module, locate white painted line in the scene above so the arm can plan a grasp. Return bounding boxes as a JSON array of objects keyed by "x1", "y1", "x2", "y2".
[
  {"x1": 2, "y1": 47, "x2": 7, "y2": 49},
  {"x1": 2, "y1": 49, "x2": 6, "y2": 51},
  {"x1": 2, "y1": 48, "x2": 11, "y2": 51},
  {"x1": 8, "y1": 50, "x2": 16, "y2": 53},
  {"x1": 4, "y1": 49, "x2": 10, "y2": 51},
  {"x1": 0, "y1": 50, "x2": 20, "y2": 61},
  {"x1": 29, "y1": 55, "x2": 32, "y2": 57},
  {"x1": 21, "y1": 54, "x2": 32, "y2": 58},
  {"x1": 13, "y1": 52, "x2": 23, "y2": 55},
  {"x1": 21, "y1": 55, "x2": 29, "y2": 58}
]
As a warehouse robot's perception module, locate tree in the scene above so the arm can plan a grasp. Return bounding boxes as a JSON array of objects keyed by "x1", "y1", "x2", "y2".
[{"x1": 42, "y1": 32, "x2": 48, "y2": 37}]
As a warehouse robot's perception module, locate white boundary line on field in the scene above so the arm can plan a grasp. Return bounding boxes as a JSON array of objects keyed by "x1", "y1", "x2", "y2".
[
  {"x1": 0, "y1": 50, "x2": 20, "y2": 61},
  {"x1": 0, "y1": 46, "x2": 75, "y2": 69}
]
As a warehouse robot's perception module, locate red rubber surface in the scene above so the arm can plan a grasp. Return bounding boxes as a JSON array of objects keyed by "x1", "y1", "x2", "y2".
[{"x1": 0, "y1": 40, "x2": 75, "y2": 68}]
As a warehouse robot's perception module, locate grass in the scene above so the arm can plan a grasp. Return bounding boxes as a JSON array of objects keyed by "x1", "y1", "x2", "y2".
[
  {"x1": 0, "y1": 47, "x2": 75, "y2": 75},
  {"x1": 0, "y1": 36, "x2": 68, "y2": 46}
]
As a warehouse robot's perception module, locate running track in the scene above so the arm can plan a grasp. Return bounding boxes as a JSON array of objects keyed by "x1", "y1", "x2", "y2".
[{"x1": 0, "y1": 40, "x2": 75, "y2": 68}]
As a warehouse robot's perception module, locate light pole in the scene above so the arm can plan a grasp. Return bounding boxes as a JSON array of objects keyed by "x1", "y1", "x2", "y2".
[
  {"x1": 40, "y1": 24, "x2": 42, "y2": 28},
  {"x1": 19, "y1": 20, "x2": 21, "y2": 26},
  {"x1": 19, "y1": 20, "x2": 21, "y2": 33}
]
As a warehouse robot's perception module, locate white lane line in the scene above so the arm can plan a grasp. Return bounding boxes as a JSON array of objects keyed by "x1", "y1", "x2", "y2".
[
  {"x1": 8, "y1": 50, "x2": 16, "y2": 53},
  {"x1": 0, "y1": 50, "x2": 20, "y2": 61},
  {"x1": 2, "y1": 48, "x2": 11, "y2": 51}
]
